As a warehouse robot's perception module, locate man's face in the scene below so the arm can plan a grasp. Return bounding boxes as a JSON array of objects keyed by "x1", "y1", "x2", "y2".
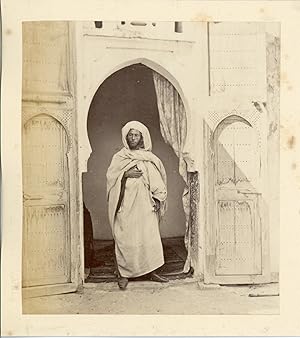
[{"x1": 127, "y1": 129, "x2": 142, "y2": 149}]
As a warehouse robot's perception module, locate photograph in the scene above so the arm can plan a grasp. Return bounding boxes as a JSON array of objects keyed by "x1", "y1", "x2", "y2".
[{"x1": 20, "y1": 20, "x2": 280, "y2": 315}]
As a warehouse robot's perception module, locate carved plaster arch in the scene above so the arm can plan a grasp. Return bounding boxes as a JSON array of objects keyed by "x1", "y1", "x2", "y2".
[
  {"x1": 214, "y1": 113, "x2": 252, "y2": 129},
  {"x1": 79, "y1": 57, "x2": 191, "y2": 172},
  {"x1": 23, "y1": 112, "x2": 71, "y2": 154},
  {"x1": 208, "y1": 105, "x2": 262, "y2": 132},
  {"x1": 207, "y1": 103, "x2": 265, "y2": 150}
]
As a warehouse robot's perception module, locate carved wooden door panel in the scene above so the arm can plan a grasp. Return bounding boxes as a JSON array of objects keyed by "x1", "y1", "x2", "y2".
[
  {"x1": 22, "y1": 114, "x2": 76, "y2": 297},
  {"x1": 205, "y1": 115, "x2": 269, "y2": 284}
]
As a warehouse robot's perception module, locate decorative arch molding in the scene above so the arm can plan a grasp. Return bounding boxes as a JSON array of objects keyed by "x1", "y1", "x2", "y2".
[
  {"x1": 79, "y1": 57, "x2": 192, "y2": 172},
  {"x1": 22, "y1": 113, "x2": 71, "y2": 187},
  {"x1": 214, "y1": 114, "x2": 253, "y2": 132},
  {"x1": 206, "y1": 102, "x2": 265, "y2": 148},
  {"x1": 22, "y1": 107, "x2": 73, "y2": 151},
  {"x1": 207, "y1": 104, "x2": 263, "y2": 132},
  {"x1": 87, "y1": 58, "x2": 190, "y2": 116}
]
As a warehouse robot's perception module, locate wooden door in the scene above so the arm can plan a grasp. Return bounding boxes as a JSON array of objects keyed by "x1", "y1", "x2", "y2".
[
  {"x1": 22, "y1": 114, "x2": 77, "y2": 297},
  {"x1": 205, "y1": 115, "x2": 269, "y2": 284}
]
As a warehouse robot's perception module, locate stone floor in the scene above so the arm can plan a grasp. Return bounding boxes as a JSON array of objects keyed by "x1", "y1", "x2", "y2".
[
  {"x1": 86, "y1": 237, "x2": 190, "y2": 282},
  {"x1": 23, "y1": 279, "x2": 279, "y2": 315}
]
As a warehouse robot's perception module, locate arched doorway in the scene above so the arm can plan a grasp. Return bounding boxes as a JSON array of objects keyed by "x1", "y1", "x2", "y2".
[{"x1": 82, "y1": 63, "x2": 191, "y2": 281}]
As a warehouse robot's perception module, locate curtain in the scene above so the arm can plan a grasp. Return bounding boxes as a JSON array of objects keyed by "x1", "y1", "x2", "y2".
[{"x1": 152, "y1": 71, "x2": 194, "y2": 273}]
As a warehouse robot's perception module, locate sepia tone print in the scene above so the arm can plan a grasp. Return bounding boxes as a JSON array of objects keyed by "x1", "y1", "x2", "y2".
[{"x1": 21, "y1": 20, "x2": 280, "y2": 314}]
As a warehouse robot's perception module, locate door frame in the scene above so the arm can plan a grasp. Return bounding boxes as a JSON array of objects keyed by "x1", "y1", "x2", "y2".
[{"x1": 203, "y1": 101, "x2": 270, "y2": 284}]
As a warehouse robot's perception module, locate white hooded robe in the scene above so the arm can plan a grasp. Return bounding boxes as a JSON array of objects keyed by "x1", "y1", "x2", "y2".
[{"x1": 106, "y1": 121, "x2": 167, "y2": 278}]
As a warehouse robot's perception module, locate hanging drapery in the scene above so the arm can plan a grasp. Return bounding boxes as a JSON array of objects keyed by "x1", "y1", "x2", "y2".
[{"x1": 152, "y1": 70, "x2": 195, "y2": 273}]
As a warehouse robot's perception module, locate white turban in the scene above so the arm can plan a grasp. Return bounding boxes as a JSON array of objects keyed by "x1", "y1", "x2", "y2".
[{"x1": 121, "y1": 121, "x2": 152, "y2": 151}]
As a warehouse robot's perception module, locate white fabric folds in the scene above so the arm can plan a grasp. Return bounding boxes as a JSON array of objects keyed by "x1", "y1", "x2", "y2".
[{"x1": 106, "y1": 121, "x2": 168, "y2": 278}]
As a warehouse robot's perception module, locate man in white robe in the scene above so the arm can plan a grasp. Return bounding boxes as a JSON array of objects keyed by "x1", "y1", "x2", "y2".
[{"x1": 106, "y1": 121, "x2": 169, "y2": 289}]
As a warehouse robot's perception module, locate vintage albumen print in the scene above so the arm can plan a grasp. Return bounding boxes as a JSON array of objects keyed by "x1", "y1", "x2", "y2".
[{"x1": 20, "y1": 20, "x2": 280, "y2": 315}]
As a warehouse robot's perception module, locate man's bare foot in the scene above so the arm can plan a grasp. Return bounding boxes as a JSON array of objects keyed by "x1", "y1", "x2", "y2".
[{"x1": 118, "y1": 277, "x2": 129, "y2": 290}]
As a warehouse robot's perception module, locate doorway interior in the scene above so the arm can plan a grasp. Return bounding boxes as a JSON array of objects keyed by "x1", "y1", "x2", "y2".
[{"x1": 82, "y1": 64, "x2": 192, "y2": 282}]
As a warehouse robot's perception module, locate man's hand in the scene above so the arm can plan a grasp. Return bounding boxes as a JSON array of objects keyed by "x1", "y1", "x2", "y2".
[
  {"x1": 153, "y1": 199, "x2": 160, "y2": 212},
  {"x1": 124, "y1": 166, "x2": 143, "y2": 178}
]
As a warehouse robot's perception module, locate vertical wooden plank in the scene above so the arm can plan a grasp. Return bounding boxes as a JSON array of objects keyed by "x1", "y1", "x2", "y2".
[
  {"x1": 23, "y1": 22, "x2": 70, "y2": 95},
  {"x1": 23, "y1": 116, "x2": 67, "y2": 194},
  {"x1": 216, "y1": 200, "x2": 235, "y2": 275},
  {"x1": 233, "y1": 121, "x2": 260, "y2": 188},
  {"x1": 208, "y1": 22, "x2": 266, "y2": 101},
  {"x1": 210, "y1": 115, "x2": 265, "y2": 282},
  {"x1": 216, "y1": 123, "x2": 235, "y2": 185},
  {"x1": 22, "y1": 115, "x2": 71, "y2": 288},
  {"x1": 234, "y1": 200, "x2": 260, "y2": 274},
  {"x1": 22, "y1": 22, "x2": 80, "y2": 297},
  {"x1": 23, "y1": 205, "x2": 69, "y2": 287}
]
